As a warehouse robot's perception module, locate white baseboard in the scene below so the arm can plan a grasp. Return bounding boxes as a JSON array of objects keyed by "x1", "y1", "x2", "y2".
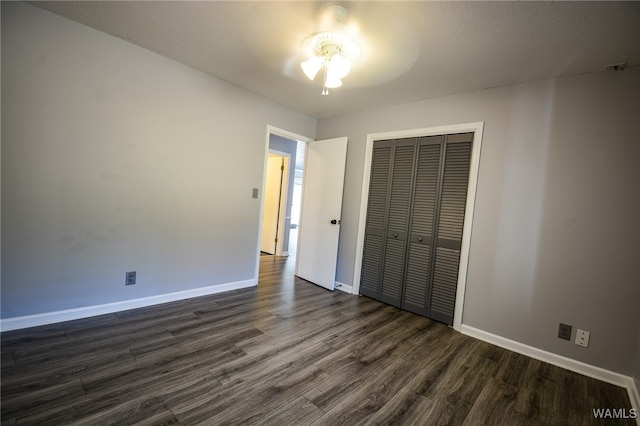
[
  {"x1": 630, "y1": 380, "x2": 640, "y2": 424},
  {"x1": 461, "y1": 324, "x2": 639, "y2": 422},
  {"x1": 1, "y1": 279, "x2": 257, "y2": 332},
  {"x1": 335, "y1": 281, "x2": 354, "y2": 294}
]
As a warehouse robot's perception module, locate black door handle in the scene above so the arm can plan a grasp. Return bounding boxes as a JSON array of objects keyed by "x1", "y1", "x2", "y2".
[{"x1": 330, "y1": 219, "x2": 341, "y2": 225}]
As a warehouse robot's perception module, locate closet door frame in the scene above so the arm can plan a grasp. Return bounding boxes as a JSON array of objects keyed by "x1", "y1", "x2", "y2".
[{"x1": 353, "y1": 122, "x2": 484, "y2": 332}]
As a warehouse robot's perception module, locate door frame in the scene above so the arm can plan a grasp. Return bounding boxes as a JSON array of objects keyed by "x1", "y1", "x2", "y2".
[
  {"x1": 255, "y1": 126, "x2": 313, "y2": 279},
  {"x1": 352, "y1": 122, "x2": 484, "y2": 332}
]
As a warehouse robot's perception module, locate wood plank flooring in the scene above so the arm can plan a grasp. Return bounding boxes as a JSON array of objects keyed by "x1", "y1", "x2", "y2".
[{"x1": 1, "y1": 255, "x2": 634, "y2": 425}]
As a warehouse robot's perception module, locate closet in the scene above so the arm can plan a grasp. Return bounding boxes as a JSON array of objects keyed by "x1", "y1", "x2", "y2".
[{"x1": 360, "y1": 132, "x2": 473, "y2": 325}]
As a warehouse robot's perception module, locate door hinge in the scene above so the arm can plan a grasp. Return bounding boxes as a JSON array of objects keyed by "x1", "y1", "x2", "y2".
[
  {"x1": 281, "y1": 165, "x2": 285, "y2": 170},
  {"x1": 274, "y1": 238, "x2": 278, "y2": 243}
]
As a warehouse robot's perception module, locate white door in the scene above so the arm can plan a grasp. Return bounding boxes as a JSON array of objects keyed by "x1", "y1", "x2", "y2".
[
  {"x1": 296, "y1": 137, "x2": 348, "y2": 290},
  {"x1": 260, "y1": 154, "x2": 283, "y2": 254}
]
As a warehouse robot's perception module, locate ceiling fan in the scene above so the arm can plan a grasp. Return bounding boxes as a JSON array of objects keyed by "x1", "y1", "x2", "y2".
[
  {"x1": 243, "y1": 2, "x2": 420, "y2": 95},
  {"x1": 298, "y1": 5, "x2": 361, "y2": 95}
]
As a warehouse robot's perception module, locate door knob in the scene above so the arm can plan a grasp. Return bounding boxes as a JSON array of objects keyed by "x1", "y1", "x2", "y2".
[{"x1": 330, "y1": 219, "x2": 341, "y2": 225}]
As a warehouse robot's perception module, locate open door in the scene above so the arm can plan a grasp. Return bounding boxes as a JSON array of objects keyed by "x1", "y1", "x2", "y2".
[{"x1": 296, "y1": 137, "x2": 348, "y2": 290}]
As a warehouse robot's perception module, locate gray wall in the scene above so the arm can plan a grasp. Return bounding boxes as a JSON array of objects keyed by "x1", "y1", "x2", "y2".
[
  {"x1": 317, "y1": 68, "x2": 640, "y2": 375},
  {"x1": 1, "y1": 2, "x2": 316, "y2": 318},
  {"x1": 268, "y1": 134, "x2": 298, "y2": 253}
]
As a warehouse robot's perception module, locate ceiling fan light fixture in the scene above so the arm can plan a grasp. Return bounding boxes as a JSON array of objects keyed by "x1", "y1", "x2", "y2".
[{"x1": 301, "y1": 30, "x2": 361, "y2": 95}]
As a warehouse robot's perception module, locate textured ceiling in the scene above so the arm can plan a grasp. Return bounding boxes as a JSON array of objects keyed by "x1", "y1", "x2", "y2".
[{"x1": 29, "y1": 1, "x2": 640, "y2": 119}]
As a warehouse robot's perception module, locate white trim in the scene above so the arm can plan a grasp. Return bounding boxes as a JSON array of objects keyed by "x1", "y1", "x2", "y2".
[
  {"x1": 352, "y1": 136, "x2": 373, "y2": 297},
  {"x1": 335, "y1": 281, "x2": 354, "y2": 294},
  {"x1": 461, "y1": 325, "x2": 636, "y2": 390},
  {"x1": 258, "y1": 126, "x2": 314, "y2": 281},
  {"x1": 0, "y1": 279, "x2": 256, "y2": 332},
  {"x1": 352, "y1": 122, "x2": 484, "y2": 332},
  {"x1": 454, "y1": 123, "x2": 484, "y2": 331}
]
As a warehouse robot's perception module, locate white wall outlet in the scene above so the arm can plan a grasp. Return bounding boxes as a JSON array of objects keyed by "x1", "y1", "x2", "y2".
[{"x1": 575, "y1": 329, "x2": 590, "y2": 347}]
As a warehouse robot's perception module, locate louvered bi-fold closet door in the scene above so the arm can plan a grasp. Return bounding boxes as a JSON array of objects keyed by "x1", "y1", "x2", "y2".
[
  {"x1": 402, "y1": 136, "x2": 443, "y2": 315},
  {"x1": 379, "y1": 139, "x2": 417, "y2": 307},
  {"x1": 361, "y1": 132, "x2": 474, "y2": 325},
  {"x1": 359, "y1": 139, "x2": 417, "y2": 307},
  {"x1": 360, "y1": 141, "x2": 392, "y2": 299},
  {"x1": 428, "y1": 133, "x2": 473, "y2": 324}
]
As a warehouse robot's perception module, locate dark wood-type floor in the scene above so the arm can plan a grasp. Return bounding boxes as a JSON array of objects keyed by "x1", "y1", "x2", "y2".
[{"x1": 1, "y1": 255, "x2": 634, "y2": 425}]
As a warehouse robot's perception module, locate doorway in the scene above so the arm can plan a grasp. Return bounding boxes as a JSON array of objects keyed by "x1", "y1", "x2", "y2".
[
  {"x1": 260, "y1": 152, "x2": 289, "y2": 255},
  {"x1": 257, "y1": 127, "x2": 348, "y2": 293},
  {"x1": 255, "y1": 127, "x2": 312, "y2": 281},
  {"x1": 259, "y1": 130, "x2": 309, "y2": 259}
]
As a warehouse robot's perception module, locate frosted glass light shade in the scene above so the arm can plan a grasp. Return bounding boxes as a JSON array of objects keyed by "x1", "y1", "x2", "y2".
[
  {"x1": 301, "y1": 57, "x2": 323, "y2": 80},
  {"x1": 324, "y1": 75, "x2": 343, "y2": 88},
  {"x1": 328, "y1": 54, "x2": 351, "y2": 78},
  {"x1": 325, "y1": 55, "x2": 347, "y2": 88}
]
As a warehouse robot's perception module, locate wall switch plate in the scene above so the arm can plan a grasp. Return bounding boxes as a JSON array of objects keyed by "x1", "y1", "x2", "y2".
[
  {"x1": 575, "y1": 329, "x2": 590, "y2": 347},
  {"x1": 558, "y1": 323, "x2": 572, "y2": 341},
  {"x1": 126, "y1": 271, "x2": 136, "y2": 286}
]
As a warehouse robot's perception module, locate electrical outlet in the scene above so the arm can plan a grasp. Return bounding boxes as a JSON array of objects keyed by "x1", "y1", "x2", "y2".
[
  {"x1": 252, "y1": 188, "x2": 259, "y2": 199},
  {"x1": 558, "y1": 323, "x2": 572, "y2": 341},
  {"x1": 575, "y1": 329, "x2": 590, "y2": 347},
  {"x1": 126, "y1": 271, "x2": 136, "y2": 286}
]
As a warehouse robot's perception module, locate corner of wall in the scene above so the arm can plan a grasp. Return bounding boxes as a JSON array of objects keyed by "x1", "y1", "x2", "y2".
[{"x1": 461, "y1": 324, "x2": 639, "y2": 414}]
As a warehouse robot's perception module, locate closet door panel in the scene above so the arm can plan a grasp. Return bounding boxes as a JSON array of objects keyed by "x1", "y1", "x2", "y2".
[
  {"x1": 436, "y1": 139, "x2": 473, "y2": 245},
  {"x1": 379, "y1": 141, "x2": 416, "y2": 307},
  {"x1": 429, "y1": 134, "x2": 473, "y2": 325},
  {"x1": 429, "y1": 247, "x2": 461, "y2": 324},
  {"x1": 360, "y1": 235, "x2": 383, "y2": 297},
  {"x1": 403, "y1": 244, "x2": 431, "y2": 314},
  {"x1": 409, "y1": 139, "x2": 442, "y2": 238},
  {"x1": 402, "y1": 139, "x2": 441, "y2": 314},
  {"x1": 360, "y1": 143, "x2": 392, "y2": 298},
  {"x1": 386, "y1": 143, "x2": 415, "y2": 236},
  {"x1": 380, "y1": 238, "x2": 406, "y2": 306}
]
